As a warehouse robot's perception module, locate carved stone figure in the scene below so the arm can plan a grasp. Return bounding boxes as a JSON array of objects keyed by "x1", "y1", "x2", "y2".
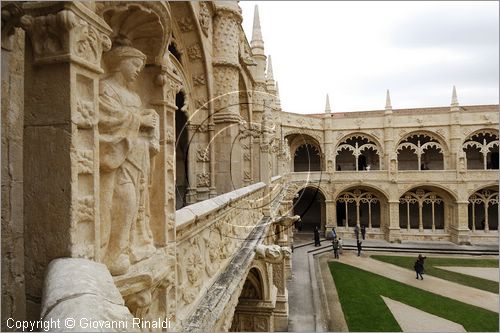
[
  {"x1": 99, "y1": 44, "x2": 159, "y2": 275},
  {"x1": 255, "y1": 244, "x2": 292, "y2": 264}
]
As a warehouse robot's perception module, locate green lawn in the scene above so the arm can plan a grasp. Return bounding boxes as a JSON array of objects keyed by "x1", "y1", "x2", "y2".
[
  {"x1": 371, "y1": 255, "x2": 499, "y2": 293},
  {"x1": 329, "y1": 261, "x2": 499, "y2": 332}
]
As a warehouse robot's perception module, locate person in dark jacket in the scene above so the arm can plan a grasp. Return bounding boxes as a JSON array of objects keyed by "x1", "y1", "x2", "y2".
[
  {"x1": 332, "y1": 238, "x2": 340, "y2": 259},
  {"x1": 361, "y1": 224, "x2": 366, "y2": 240},
  {"x1": 414, "y1": 259, "x2": 424, "y2": 280},
  {"x1": 314, "y1": 226, "x2": 321, "y2": 246},
  {"x1": 356, "y1": 240, "x2": 362, "y2": 256}
]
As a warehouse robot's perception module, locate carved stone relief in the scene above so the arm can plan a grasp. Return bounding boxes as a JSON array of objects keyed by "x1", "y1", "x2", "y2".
[{"x1": 98, "y1": 44, "x2": 159, "y2": 276}]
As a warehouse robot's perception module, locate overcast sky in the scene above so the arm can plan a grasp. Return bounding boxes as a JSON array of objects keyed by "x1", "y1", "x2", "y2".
[{"x1": 238, "y1": 1, "x2": 499, "y2": 114}]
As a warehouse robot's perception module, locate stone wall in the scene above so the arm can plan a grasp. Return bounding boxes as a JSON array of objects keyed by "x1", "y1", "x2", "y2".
[{"x1": 1, "y1": 27, "x2": 26, "y2": 329}]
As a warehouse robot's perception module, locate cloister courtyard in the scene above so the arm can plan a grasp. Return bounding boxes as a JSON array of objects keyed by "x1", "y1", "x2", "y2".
[{"x1": 288, "y1": 232, "x2": 499, "y2": 332}]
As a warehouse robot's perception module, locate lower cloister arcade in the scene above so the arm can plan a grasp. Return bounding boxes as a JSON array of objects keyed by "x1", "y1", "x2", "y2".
[
  {"x1": 397, "y1": 133, "x2": 445, "y2": 170},
  {"x1": 468, "y1": 187, "x2": 499, "y2": 232},
  {"x1": 398, "y1": 187, "x2": 453, "y2": 232},
  {"x1": 292, "y1": 186, "x2": 326, "y2": 232},
  {"x1": 335, "y1": 134, "x2": 381, "y2": 171},
  {"x1": 335, "y1": 187, "x2": 385, "y2": 231}
]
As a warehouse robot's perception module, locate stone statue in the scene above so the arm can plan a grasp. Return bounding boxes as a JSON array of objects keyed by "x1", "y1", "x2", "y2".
[{"x1": 99, "y1": 44, "x2": 159, "y2": 275}]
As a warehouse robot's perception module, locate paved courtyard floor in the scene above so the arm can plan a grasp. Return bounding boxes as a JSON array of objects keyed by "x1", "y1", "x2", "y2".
[{"x1": 287, "y1": 234, "x2": 499, "y2": 332}]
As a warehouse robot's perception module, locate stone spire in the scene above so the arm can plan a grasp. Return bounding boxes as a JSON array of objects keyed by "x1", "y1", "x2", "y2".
[
  {"x1": 385, "y1": 89, "x2": 392, "y2": 112},
  {"x1": 451, "y1": 85, "x2": 459, "y2": 107},
  {"x1": 251, "y1": 5, "x2": 265, "y2": 56},
  {"x1": 276, "y1": 81, "x2": 281, "y2": 109},
  {"x1": 325, "y1": 94, "x2": 331, "y2": 113},
  {"x1": 266, "y1": 55, "x2": 276, "y2": 94}
]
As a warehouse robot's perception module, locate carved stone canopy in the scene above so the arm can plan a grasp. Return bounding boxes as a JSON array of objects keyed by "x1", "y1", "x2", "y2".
[{"x1": 97, "y1": 2, "x2": 172, "y2": 65}]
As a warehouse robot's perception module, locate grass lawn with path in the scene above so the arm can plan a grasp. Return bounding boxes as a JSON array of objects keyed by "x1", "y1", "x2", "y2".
[
  {"x1": 371, "y1": 255, "x2": 498, "y2": 293},
  {"x1": 329, "y1": 261, "x2": 499, "y2": 332}
]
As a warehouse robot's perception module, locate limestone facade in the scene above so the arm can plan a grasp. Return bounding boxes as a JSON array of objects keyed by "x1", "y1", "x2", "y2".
[{"x1": 1, "y1": 1, "x2": 498, "y2": 332}]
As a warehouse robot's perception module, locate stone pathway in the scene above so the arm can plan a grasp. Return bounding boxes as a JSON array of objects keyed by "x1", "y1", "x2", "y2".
[
  {"x1": 287, "y1": 240, "x2": 317, "y2": 331},
  {"x1": 434, "y1": 266, "x2": 499, "y2": 282},
  {"x1": 381, "y1": 296, "x2": 466, "y2": 332},
  {"x1": 339, "y1": 252, "x2": 499, "y2": 313}
]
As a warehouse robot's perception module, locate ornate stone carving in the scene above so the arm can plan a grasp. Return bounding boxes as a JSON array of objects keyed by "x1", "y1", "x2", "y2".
[
  {"x1": 22, "y1": 9, "x2": 111, "y2": 65},
  {"x1": 192, "y1": 74, "x2": 206, "y2": 86},
  {"x1": 197, "y1": 172, "x2": 210, "y2": 187},
  {"x1": 77, "y1": 196, "x2": 94, "y2": 223},
  {"x1": 197, "y1": 148, "x2": 210, "y2": 162},
  {"x1": 178, "y1": 16, "x2": 194, "y2": 33},
  {"x1": 74, "y1": 149, "x2": 93, "y2": 174},
  {"x1": 254, "y1": 244, "x2": 291, "y2": 264},
  {"x1": 187, "y1": 44, "x2": 202, "y2": 61},
  {"x1": 198, "y1": 2, "x2": 211, "y2": 37},
  {"x1": 98, "y1": 45, "x2": 159, "y2": 276},
  {"x1": 73, "y1": 99, "x2": 96, "y2": 128}
]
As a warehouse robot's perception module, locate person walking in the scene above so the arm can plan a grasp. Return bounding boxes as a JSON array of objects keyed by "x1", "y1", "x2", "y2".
[
  {"x1": 356, "y1": 239, "x2": 362, "y2": 256},
  {"x1": 414, "y1": 254, "x2": 427, "y2": 280},
  {"x1": 338, "y1": 237, "x2": 343, "y2": 254},
  {"x1": 414, "y1": 259, "x2": 424, "y2": 280},
  {"x1": 332, "y1": 238, "x2": 340, "y2": 259},
  {"x1": 361, "y1": 224, "x2": 366, "y2": 240},
  {"x1": 313, "y1": 226, "x2": 321, "y2": 246},
  {"x1": 354, "y1": 224, "x2": 359, "y2": 240}
]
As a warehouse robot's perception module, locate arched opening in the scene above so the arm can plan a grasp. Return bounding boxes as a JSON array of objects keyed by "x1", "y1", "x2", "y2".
[
  {"x1": 397, "y1": 133, "x2": 444, "y2": 170},
  {"x1": 285, "y1": 133, "x2": 323, "y2": 172},
  {"x1": 468, "y1": 187, "x2": 498, "y2": 232},
  {"x1": 293, "y1": 187, "x2": 326, "y2": 232},
  {"x1": 335, "y1": 188, "x2": 385, "y2": 233},
  {"x1": 175, "y1": 92, "x2": 189, "y2": 209},
  {"x1": 335, "y1": 135, "x2": 381, "y2": 171},
  {"x1": 463, "y1": 131, "x2": 499, "y2": 170},
  {"x1": 399, "y1": 187, "x2": 450, "y2": 232},
  {"x1": 294, "y1": 144, "x2": 321, "y2": 172},
  {"x1": 230, "y1": 267, "x2": 271, "y2": 332}
]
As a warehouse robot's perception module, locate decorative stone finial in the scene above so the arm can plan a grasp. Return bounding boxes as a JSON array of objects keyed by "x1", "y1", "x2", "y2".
[
  {"x1": 276, "y1": 81, "x2": 281, "y2": 108},
  {"x1": 451, "y1": 85, "x2": 459, "y2": 107},
  {"x1": 266, "y1": 55, "x2": 274, "y2": 81},
  {"x1": 385, "y1": 89, "x2": 392, "y2": 111},
  {"x1": 251, "y1": 5, "x2": 264, "y2": 56},
  {"x1": 325, "y1": 94, "x2": 331, "y2": 113}
]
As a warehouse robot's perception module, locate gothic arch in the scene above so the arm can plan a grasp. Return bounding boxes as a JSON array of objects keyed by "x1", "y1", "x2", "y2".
[
  {"x1": 335, "y1": 185, "x2": 388, "y2": 230},
  {"x1": 462, "y1": 129, "x2": 499, "y2": 170},
  {"x1": 292, "y1": 185, "x2": 327, "y2": 232},
  {"x1": 335, "y1": 132, "x2": 383, "y2": 171},
  {"x1": 399, "y1": 183, "x2": 457, "y2": 202},
  {"x1": 399, "y1": 185, "x2": 456, "y2": 232},
  {"x1": 396, "y1": 131, "x2": 449, "y2": 170},
  {"x1": 468, "y1": 186, "x2": 499, "y2": 232},
  {"x1": 286, "y1": 134, "x2": 323, "y2": 172}
]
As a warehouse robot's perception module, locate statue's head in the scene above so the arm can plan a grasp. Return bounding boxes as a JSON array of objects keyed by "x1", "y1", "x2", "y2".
[{"x1": 105, "y1": 45, "x2": 147, "y2": 82}]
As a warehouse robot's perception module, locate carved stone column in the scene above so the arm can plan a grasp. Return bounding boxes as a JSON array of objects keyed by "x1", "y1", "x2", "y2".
[
  {"x1": 212, "y1": 2, "x2": 243, "y2": 194},
  {"x1": 132, "y1": 60, "x2": 180, "y2": 326},
  {"x1": 450, "y1": 201, "x2": 471, "y2": 244},
  {"x1": 386, "y1": 200, "x2": 401, "y2": 242},
  {"x1": 22, "y1": 2, "x2": 111, "y2": 319},
  {"x1": 325, "y1": 199, "x2": 337, "y2": 238}
]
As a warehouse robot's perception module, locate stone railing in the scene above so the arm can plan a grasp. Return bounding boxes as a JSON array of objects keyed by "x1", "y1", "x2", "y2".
[{"x1": 175, "y1": 181, "x2": 276, "y2": 324}]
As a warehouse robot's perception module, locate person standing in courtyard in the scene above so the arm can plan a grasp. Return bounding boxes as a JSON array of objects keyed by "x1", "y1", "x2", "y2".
[
  {"x1": 354, "y1": 224, "x2": 359, "y2": 240},
  {"x1": 361, "y1": 224, "x2": 366, "y2": 240},
  {"x1": 332, "y1": 237, "x2": 340, "y2": 259},
  {"x1": 338, "y1": 237, "x2": 343, "y2": 254},
  {"x1": 314, "y1": 226, "x2": 321, "y2": 246},
  {"x1": 356, "y1": 239, "x2": 362, "y2": 256}
]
